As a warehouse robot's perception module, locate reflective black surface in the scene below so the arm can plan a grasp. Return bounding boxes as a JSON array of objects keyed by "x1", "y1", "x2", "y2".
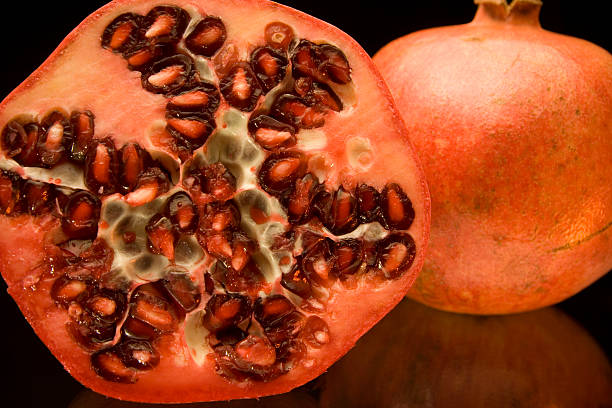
[{"x1": 1, "y1": 1, "x2": 610, "y2": 406}]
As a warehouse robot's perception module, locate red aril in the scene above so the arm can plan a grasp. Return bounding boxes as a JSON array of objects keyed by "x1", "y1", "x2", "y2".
[
  {"x1": 374, "y1": 0, "x2": 612, "y2": 314},
  {"x1": 0, "y1": 0, "x2": 429, "y2": 403}
]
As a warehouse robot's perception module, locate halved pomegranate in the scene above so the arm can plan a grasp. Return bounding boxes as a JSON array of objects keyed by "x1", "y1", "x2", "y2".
[{"x1": 0, "y1": 0, "x2": 429, "y2": 403}]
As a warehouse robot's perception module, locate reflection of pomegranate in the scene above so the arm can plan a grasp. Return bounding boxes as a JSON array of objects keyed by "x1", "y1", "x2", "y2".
[
  {"x1": 0, "y1": 0, "x2": 430, "y2": 403},
  {"x1": 320, "y1": 299, "x2": 612, "y2": 407},
  {"x1": 374, "y1": 0, "x2": 612, "y2": 313}
]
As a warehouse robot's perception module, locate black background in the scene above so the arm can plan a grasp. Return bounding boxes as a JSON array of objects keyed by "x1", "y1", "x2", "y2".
[{"x1": 1, "y1": 1, "x2": 610, "y2": 406}]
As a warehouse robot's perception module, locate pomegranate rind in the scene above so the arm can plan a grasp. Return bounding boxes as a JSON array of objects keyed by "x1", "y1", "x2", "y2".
[
  {"x1": 0, "y1": 0, "x2": 430, "y2": 403},
  {"x1": 374, "y1": 1, "x2": 612, "y2": 314}
]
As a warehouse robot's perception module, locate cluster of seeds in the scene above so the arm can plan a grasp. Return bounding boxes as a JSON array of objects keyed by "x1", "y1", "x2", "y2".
[{"x1": 0, "y1": 4, "x2": 417, "y2": 386}]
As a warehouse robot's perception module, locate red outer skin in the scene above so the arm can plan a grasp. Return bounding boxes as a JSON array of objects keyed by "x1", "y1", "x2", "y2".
[
  {"x1": 0, "y1": 0, "x2": 430, "y2": 403},
  {"x1": 374, "y1": 0, "x2": 612, "y2": 314}
]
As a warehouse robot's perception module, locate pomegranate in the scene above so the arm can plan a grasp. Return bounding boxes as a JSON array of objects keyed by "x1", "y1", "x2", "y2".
[
  {"x1": 0, "y1": 0, "x2": 429, "y2": 403},
  {"x1": 319, "y1": 298, "x2": 612, "y2": 407},
  {"x1": 374, "y1": 0, "x2": 612, "y2": 314}
]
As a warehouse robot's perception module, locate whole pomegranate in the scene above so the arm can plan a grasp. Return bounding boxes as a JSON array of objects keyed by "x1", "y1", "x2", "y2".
[{"x1": 374, "y1": 0, "x2": 612, "y2": 314}]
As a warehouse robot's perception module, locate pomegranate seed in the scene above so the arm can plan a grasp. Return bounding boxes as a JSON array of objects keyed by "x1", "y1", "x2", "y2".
[
  {"x1": 198, "y1": 202, "x2": 241, "y2": 233},
  {"x1": 145, "y1": 214, "x2": 176, "y2": 260},
  {"x1": 142, "y1": 54, "x2": 194, "y2": 94},
  {"x1": 91, "y1": 348, "x2": 137, "y2": 383},
  {"x1": 122, "y1": 317, "x2": 158, "y2": 340},
  {"x1": 258, "y1": 151, "x2": 305, "y2": 196},
  {"x1": 250, "y1": 47, "x2": 288, "y2": 92},
  {"x1": 85, "y1": 288, "x2": 127, "y2": 324},
  {"x1": 119, "y1": 143, "x2": 151, "y2": 194},
  {"x1": 300, "y1": 238, "x2": 335, "y2": 286},
  {"x1": 116, "y1": 339, "x2": 160, "y2": 370},
  {"x1": 219, "y1": 62, "x2": 262, "y2": 112},
  {"x1": 380, "y1": 183, "x2": 415, "y2": 230},
  {"x1": 125, "y1": 42, "x2": 171, "y2": 71},
  {"x1": 291, "y1": 40, "x2": 320, "y2": 80},
  {"x1": 356, "y1": 184, "x2": 381, "y2": 223},
  {"x1": 315, "y1": 186, "x2": 360, "y2": 235},
  {"x1": 166, "y1": 192, "x2": 198, "y2": 234},
  {"x1": 160, "y1": 268, "x2": 201, "y2": 312},
  {"x1": 130, "y1": 284, "x2": 179, "y2": 333},
  {"x1": 214, "y1": 344, "x2": 280, "y2": 382},
  {"x1": 376, "y1": 232, "x2": 417, "y2": 278},
  {"x1": 271, "y1": 94, "x2": 326, "y2": 129},
  {"x1": 264, "y1": 22, "x2": 294, "y2": 50},
  {"x1": 201, "y1": 162, "x2": 236, "y2": 202},
  {"x1": 319, "y1": 44, "x2": 352, "y2": 84},
  {"x1": 143, "y1": 6, "x2": 189, "y2": 43},
  {"x1": 263, "y1": 311, "x2": 306, "y2": 348},
  {"x1": 254, "y1": 295, "x2": 296, "y2": 327},
  {"x1": 125, "y1": 167, "x2": 170, "y2": 206},
  {"x1": 101, "y1": 13, "x2": 142, "y2": 54},
  {"x1": 61, "y1": 190, "x2": 101, "y2": 239},
  {"x1": 1, "y1": 120, "x2": 26, "y2": 159},
  {"x1": 211, "y1": 260, "x2": 266, "y2": 295},
  {"x1": 185, "y1": 16, "x2": 227, "y2": 57},
  {"x1": 281, "y1": 265, "x2": 313, "y2": 299},
  {"x1": 21, "y1": 180, "x2": 55, "y2": 215},
  {"x1": 166, "y1": 115, "x2": 215, "y2": 150},
  {"x1": 50, "y1": 276, "x2": 92, "y2": 307},
  {"x1": 39, "y1": 110, "x2": 71, "y2": 168},
  {"x1": 166, "y1": 81, "x2": 220, "y2": 116},
  {"x1": 333, "y1": 238, "x2": 364, "y2": 276},
  {"x1": 300, "y1": 315, "x2": 330, "y2": 348},
  {"x1": 283, "y1": 173, "x2": 319, "y2": 224},
  {"x1": 69, "y1": 111, "x2": 94, "y2": 163},
  {"x1": 68, "y1": 305, "x2": 117, "y2": 346},
  {"x1": 0, "y1": 170, "x2": 21, "y2": 216},
  {"x1": 234, "y1": 335, "x2": 276, "y2": 366},
  {"x1": 202, "y1": 293, "x2": 252, "y2": 332},
  {"x1": 84, "y1": 137, "x2": 119, "y2": 196},
  {"x1": 212, "y1": 327, "x2": 247, "y2": 346},
  {"x1": 247, "y1": 115, "x2": 296, "y2": 150},
  {"x1": 205, "y1": 232, "x2": 233, "y2": 260},
  {"x1": 291, "y1": 40, "x2": 352, "y2": 84},
  {"x1": 213, "y1": 43, "x2": 239, "y2": 76},
  {"x1": 230, "y1": 233, "x2": 255, "y2": 272},
  {"x1": 304, "y1": 82, "x2": 343, "y2": 112}
]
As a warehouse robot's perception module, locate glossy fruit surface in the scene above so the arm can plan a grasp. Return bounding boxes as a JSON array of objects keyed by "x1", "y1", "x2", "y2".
[
  {"x1": 0, "y1": 0, "x2": 429, "y2": 402},
  {"x1": 374, "y1": 0, "x2": 612, "y2": 314}
]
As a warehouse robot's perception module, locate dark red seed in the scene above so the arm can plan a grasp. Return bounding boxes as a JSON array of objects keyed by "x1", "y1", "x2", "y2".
[
  {"x1": 258, "y1": 151, "x2": 305, "y2": 196},
  {"x1": 21, "y1": 180, "x2": 55, "y2": 215},
  {"x1": 130, "y1": 283, "x2": 179, "y2": 333},
  {"x1": 281, "y1": 265, "x2": 313, "y2": 299},
  {"x1": 185, "y1": 16, "x2": 227, "y2": 57},
  {"x1": 250, "y1": 46, "x2": 288, "y2": 92},
  {"x1": 333, "y1": 238, "x2": 364, "y2": 276},
  {"x1": 202, "y1": 293, "x2": 252, "y2": 332},
  {"x1": 376, "y1": 232, "x2": 417, "y2": 278},
  {"x1": 254, "y1": 295, "x2": 296, "y2": 327},
  {"x1": 122, "y1": 317, "x2": 158, "y2": 340},
  {"x1": 214, "y1": 344, "x2": 281, "y2": 382},
  {"x1": 166, "y1": 191, "x2": 198, "y2": 234},
  {"x1": 356, "y1": 184, "x2": 381, "y2": 223},
  {"x1": 39, "y1": 110, "x2": 71, "y2": 168},
  {"x1": 160, "y1": 268, "x2": 201, "y2": 312},
  {"x1": 0, "y1": 170, "x2": 21, "y2": 216},
  {"x1": 318, "y1": 44, "x2": 352, "y2": 84},
  {"x1": 84, "y1": 137, "x2": 119, "y2": 196},
  {"x1": 201, "y1": 162, "x2": 237, "y2": 202},
  {"x1": 119, "y1": 142, "x2": 152, "y2": 194},
  {"x1": 125, "y1": 167, "x2": 171, "y2": 206},
  {"x1": 142, "y1": 54, "x2": 194, "y2": 95},
  {"x1": 115, "y1": 339, "x2": 160, "y2": 370},
  {"x1": 61, "y1": 190, "x2": 101, "y2": 239},
  {"x1": 145, "y1": 214, "x2": 176, "y2": 260},
  {"x1": 166, "y1": 81, "x2": 220, "y2": 117},
  {"x1": 198, "y1": 201, "x2": 241, "y2": 233},
  {"x1": 124, "y1": 42, "x2": 172, "y2": 71},
  {"x1": 291, "y1": 40, "x2": 320, "y2": 80},
  {"x1": 211, "y1": 259, "x2": 266, "y2": 295},
  {"x1": 283, "y1": 173, "x2": 319, "y2": 224},
  {"x1": 300, "y1": 237, "x2": 335, "y2": 286},
  {"x1": 234, "y1": 335, "x2": 277, "y2": 367},
  {"x1": 219, "y1": 62, "x2": 262, "y2": 112},
  {"x1": 68, "y1": 304, "x2": 117, "y2": 346},
  {"x1": 247, "y1": 114, "x2": 296, "y2": 150},
  {"x1": 69, "y1": 111, "x2": 95, "y2": 163},
  {"x1": 380, "y1": 183, "x2": 415, "y2": 230},
  {"x1": 85, "y1": 288, "x2": 127, "y2": 324},
  {"x1": 300, "y1": 315, "x2": 330, "y2": 348},
  {"x1": 304, "y1": 82, "x2": 343, "y2": 112},
  {"x1": 204, "y1": 272, "x2": 215, "y2": 295},
  {"x1": 1, "y1": 120, "x2": 27, "y2": 160},
  {"x1": 264, "y1": 22, "x2": 294, "y2": 50},
  {"x1": 142, "y1": 5, "x2": 189, "y2": 44},
  {"x1": 50, "y1": 275, "x2": 93, "y2": 307},
  {"x1": 315, "y1": 186, "x2": 360, "y2": 235},
  {"x1": 101, "y1": 13, "x2": 142, "y2": 54},
  {"x1": 271, "y1": 94, "x2": 326, "y2": 129},
  {"x1": 263, "y1": 310, "x2": 306, "y2": 349},
  {"x1": 166, "y1": 113, "x2": 216, "y2": 151},
  {"x1": 91, "y1": 347, "x2": 137, "y2": 383},
  {"x1": 214, "y1": 326, "x2": 247, "y2": 346}
]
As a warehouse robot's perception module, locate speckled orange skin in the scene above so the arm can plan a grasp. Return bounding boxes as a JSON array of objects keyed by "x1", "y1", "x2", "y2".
[{"x1": 374, "y1": 1, "x2": 612, "y2": 314}]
